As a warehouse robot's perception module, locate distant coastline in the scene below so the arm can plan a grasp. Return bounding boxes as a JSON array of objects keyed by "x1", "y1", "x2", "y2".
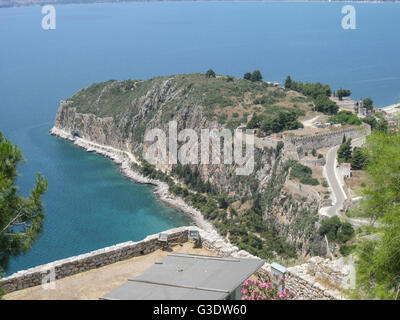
[
  {"x1": 1, "y1": 0, "x2": 400, "y2": 10},
  {"x1": 49, "y1": 126, "x2": 218, "y2": 236}
]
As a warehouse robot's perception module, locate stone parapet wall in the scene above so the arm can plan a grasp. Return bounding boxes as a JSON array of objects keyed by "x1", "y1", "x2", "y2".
[
  {"x1": 284, "y1": 124, "x2": 370, "y2": 154},
  {"x1": 0, "y1": 227, "x2": 189, "y2": 294}
]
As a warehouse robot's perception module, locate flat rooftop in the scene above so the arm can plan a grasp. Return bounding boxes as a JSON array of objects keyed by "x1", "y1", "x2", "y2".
[
  {"x1": 3, "y1": 242, "x2": 214, "y2": 300},
  {"x1": 101, "y1": 253, "x2": 265, "y2": 300}
]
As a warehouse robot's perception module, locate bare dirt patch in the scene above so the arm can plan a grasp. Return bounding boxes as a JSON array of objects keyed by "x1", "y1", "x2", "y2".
[{"x1": 345, "y1": 170, "x2": 367, "y2": 197}]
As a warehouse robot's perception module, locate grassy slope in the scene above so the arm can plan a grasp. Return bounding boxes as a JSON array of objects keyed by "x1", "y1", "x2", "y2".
[{"x1": 69, "y1": 73, "x2": 315, "y2": 127}]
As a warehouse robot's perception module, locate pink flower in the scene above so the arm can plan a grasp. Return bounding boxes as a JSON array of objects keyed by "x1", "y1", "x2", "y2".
[{"x1": 241, "y1": 289, "x2": 247, "y2": 295}]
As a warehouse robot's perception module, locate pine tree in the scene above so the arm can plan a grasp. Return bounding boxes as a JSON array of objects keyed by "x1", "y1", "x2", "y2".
[
  {"x1": 337, "y1": 138, "x2": 352, "y2": 163},
  {"x1": 0, "y1": 131, "x2": 48, "y2": 273},
  {"x1": 250, "y1": 70, "x2": 263, "y2": 82},
  {"x1": 205, "y1": 69, "x2": 216, "y2": 78},
  {"x1": 351, "y1": 147, "x2": 368, "y2": 170},
  {"x1": 284, "y1": 75, "x2": 292, "y2": 89},
  {"x1": 243, "y1": 72, "x2": 252, "y2": 80}
]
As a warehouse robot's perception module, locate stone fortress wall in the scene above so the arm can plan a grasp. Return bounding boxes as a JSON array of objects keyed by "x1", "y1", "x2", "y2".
[
  {"x1": 0, "y1": 227, "x2": 346, "y2": 300},
  {"x1": 282, "y1": 123, "x2": 370, "y2": 162},
  {"x1": 285, "y1": 124, "x2": 370, "y2": 152}
]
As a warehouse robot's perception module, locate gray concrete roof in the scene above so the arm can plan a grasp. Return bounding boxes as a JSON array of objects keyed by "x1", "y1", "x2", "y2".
[{"x1": 101, "y1": 253, "x2": 265, "y2": 300}]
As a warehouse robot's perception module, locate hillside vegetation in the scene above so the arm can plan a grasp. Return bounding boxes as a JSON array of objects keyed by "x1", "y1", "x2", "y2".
[{"x1": 70, "y1": 73, "x2": 315, "y2": 134}]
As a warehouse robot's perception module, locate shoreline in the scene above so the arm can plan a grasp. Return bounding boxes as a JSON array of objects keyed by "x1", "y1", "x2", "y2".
[
  {"x1": 49, "y1": 126, "x2": 218, "y2": 235},
  {"x1": 2, "y1": 1, "x2": 399, "y2": 10}
]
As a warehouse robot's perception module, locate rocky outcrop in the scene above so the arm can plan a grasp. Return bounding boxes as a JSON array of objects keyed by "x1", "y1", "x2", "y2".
[{"x1": 51, "y1": 75, "x2": 327, "y2": 259}]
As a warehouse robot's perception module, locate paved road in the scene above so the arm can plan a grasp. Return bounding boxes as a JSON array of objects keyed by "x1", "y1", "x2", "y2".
[{"x1": 323, "y1": 137, "x2": 366, "y2": 217}]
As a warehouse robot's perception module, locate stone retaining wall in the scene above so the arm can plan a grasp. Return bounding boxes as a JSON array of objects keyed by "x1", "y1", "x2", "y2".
[
  {"x1": 286, "y1": 257, "x2": 347, "y2": 300},
  {"x1": 285, "y1": 270, "x2": 340, "y2": 300}
]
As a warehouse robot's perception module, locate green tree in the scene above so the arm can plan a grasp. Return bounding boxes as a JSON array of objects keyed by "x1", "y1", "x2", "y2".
[
  {"x1": 362, "y1": 97, "x2": 374, "y2": 111},
  {"x1": 362, "y1": 118, "x2": 379, "y2": 131},
  {"x1": 354, "y1": 130, "x2": 400, "y2": 299},
  {"x1": 329, "y1": 110, "x2": 361, "y2": 125},
  {"x1": 0, "y1": 131, "x2": 48, "y2": 273},
  {"x1": 312, "y1": 149, "x2": 317, "y2": 157},
  {"x1": 314, "y1": 94, "x2": 339, "y2": 115},
  {"x1": 337, "y1": 138, "x2": 352, "y2": 163},
  {"x1": 250, "y1": 70, "x2": 263, "y2": 82},
  {"x1": 376, "y1": 119, "x2": 388, "y2": 132},
  {"x1": 351, "y1": 147, "x2": 368, "y2": 170},
  {"x1": 319, "y1": 216, "x2": 341, "y2": 241},
  {"x1": 246, "y1": 113, "x2": 261, "y2": 129},
  {"x1": 289, "y1": 163, "x2": 319, "y2": 185},
  {"x1": 205, "y1": 69, "x2": 216, "y2": 78},
  {"x1": 217, "y1": 193, "x2": 229, "y2": 210},
  {"x1": 337, "y1": 88, "x2": 351, "y2": 101},
  {"x1": 319, "y1": 216, "x2": 354, "y2": 244},
  {"x1": 243, "y1": 72, "x2": 252, "y2": 81},
  {"x1": 284, "y1": 75, "x2": 292, "y2": 89}
]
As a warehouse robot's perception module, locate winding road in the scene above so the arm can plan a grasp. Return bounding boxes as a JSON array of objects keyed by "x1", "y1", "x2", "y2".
[{"x1": 321, "y1": 136, "x2": 366, "y2": 217}]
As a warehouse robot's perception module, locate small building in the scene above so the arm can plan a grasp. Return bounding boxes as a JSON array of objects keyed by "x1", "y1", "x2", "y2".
[
  {"x1": 357, "y1": 100, "x2": 376, "y2": 118},
  {"x1": 101, "y1": 253, "x2": 265, "y2": 300},
  {"x1": 358, "y1": 107, "x2": 367, "y2": 118},
  {"x1": 340, "y1": 162, "x2": 351, "y2": 178}
]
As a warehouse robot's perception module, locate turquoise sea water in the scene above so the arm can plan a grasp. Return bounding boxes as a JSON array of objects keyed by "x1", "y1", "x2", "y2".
[{"x1": 1, "y1": 2, "x2": 399, "y2": 275}]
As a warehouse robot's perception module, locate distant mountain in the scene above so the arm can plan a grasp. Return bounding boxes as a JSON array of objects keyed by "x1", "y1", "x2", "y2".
[{"x1": 1, "y1": 0, "x2": 399, "y2": 9}]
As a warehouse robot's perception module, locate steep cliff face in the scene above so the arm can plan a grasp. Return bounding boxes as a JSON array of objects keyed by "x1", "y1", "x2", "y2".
[{"x1": 53, "y1": 74, "x2": 326, "y2": 261}]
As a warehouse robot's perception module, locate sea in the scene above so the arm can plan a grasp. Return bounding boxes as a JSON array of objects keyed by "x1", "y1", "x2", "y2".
[{"x1": 0, "y1": 1, "x2": 399, "y2": 275}]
